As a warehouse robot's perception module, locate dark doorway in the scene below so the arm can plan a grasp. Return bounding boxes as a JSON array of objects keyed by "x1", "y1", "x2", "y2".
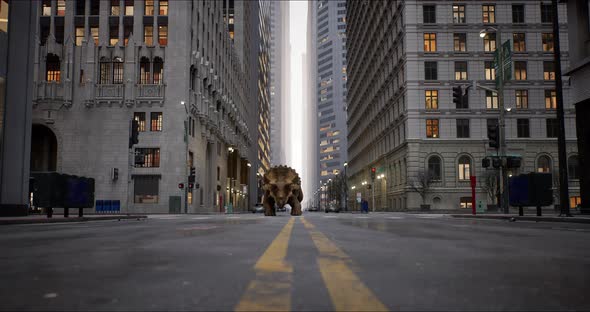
[{"x1": 30, "y1": 124, "x2": 57, "y2": 172}]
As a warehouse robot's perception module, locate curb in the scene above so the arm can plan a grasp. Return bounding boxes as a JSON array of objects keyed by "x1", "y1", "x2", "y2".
[
  {"x1": 450, "y1": 214, "x2": 590, "y2": 224},
  {"x1": 0, "y1": 215, "x2": 148, "y2": 225}
]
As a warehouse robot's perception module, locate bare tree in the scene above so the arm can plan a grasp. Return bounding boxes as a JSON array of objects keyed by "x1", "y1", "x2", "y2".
[
  {"x1": 409, "y1": 169, "x2": 433, "y2": 205},
  {"x1": 480, "y1": 170, "x2": 498, "y2": 205}
]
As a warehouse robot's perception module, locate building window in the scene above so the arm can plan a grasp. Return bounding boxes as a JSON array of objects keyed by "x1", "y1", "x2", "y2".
[
  {"x1": 145, "y1": 0, "x2": 154, "y2": 15},
  {"x1": 99, "y1": 58, "x2": 112, "y2": 84},
  {"x1": 423, "y1": 33, "x2": 437, "y2": 52},
  {"x1": 134, "y1": 112, "x2": 146, "y2": 132},
  {"x1": 541, "y1": 4, "x2": 553, "y2": 24},
  {"x1": 514, "y1": 61, "x2": 527, "y2": 80},
  {"x1": 512, "y1": 4, "x2": 525, "y2": 23},
  {"x1": 544, "y1": 61, "x2": 555, "y2": 80},
  {"x1": 545, "y1": 89, "x2": 557, "y2": 109},
  {"x1": 482, "y1": 5, "x2": 495, "y2": 23},
  {"x1": 454, "y1": 33, "x2": 466, "y2": 52},
  {"x1": 483, "y1": 33, "x2": 496, "y2": 52},
  {"x1": 455, "y1": 61, "x2": 468, "y2": 80},
  {"x1": 460, "y1": 197, "x2": 473, "y2": 209},
  {"x1": 159, "y1": 0, "x2": 168, "y2": 15},
  {"x1": 458, "y1": 156, "x2": 471, "y2": 181},
  {"x1": 453, "y1": 5, "x2": 466, "y2": 24},
  {"x1": 153, "y1": 57, "x2": 164, "y2": 84},
  {"x1": 75, "y1": 27, "x2": 85, "y2": 46},
  {"x1": 513, "y1": 33, "x2": 526, "y2": 52},
  {"x1": 90, "y1": 0, "x2": 100, "y2": 15},
  {"x1": 568, "y1": 155, "x2": 580, "y2": 180},
  {"x1": 484, "y1": 61, "x2": 495, "y2": 80},
  {"x1": 91, "y1": 26, "x2": 99, "y2": 45},
  {"x1": 542, "y1": 33, "x2": 554, "y2": 52},
  {"x1": 423, "y1": 5, "x2": 436, "y2": 23},
  {"x1": 144, "y1": 25, "x2": 153, "y2": 45},
  {"x1": 57, "y1": 0, "x2": 66, "y2": 16},
  {"x1": 486, "y1": 90, "x2": 498, "y2": 109},
  {"x1": 46, "y1": 54, "x2": 61, "y2": 82},
  {"x1": 456, "y1": 119, "x2": 470, "y2": 138},
  {"x1": 425, "y1": 90, "x2": 438, "y2": 110},
  {"x1": 537, "y1": 155, "x2": 551, "y2": 173},
  {"x1": 110, "y1": 24, "x2": 119, "y2": 46},
  {"x1": 428, "y1": 156, "x2": 442, "y2": 181},
  {"x1": 134, "y1": 175, "x2": 159, "y2": 204},
  {"x1": 151, "y1": 112, "x2": 163, "y2": 131},
  {"x1": 113, "y1": 58, "x2": 124, "y2": 84},
  {"x1": 426, "y1": 119, "x2": 439, "y2": 138},
  {"x1": 515, "y1": 90, "x2": 528, "y2": 109},
  {"x1": 111, "y1": 0, "x2": 120, "y2": 15},
  {"x1": 158, "y1": 25, "x2": 168, "y2": 46},
  {"x1": 76, "y1": 0, "x2": 86, "y2": 15},
  {"x1": 139, "y1": 57, "x2": 151, "y2": 84},
  {"x1": 570, "y1": 196, "x2": 582, "y2": 209},
  {"x1": 546, "y1": 118, "x2": 559, "y2": 138},
  {"x1": 424, "y1": 61, "x2": 437, "y2": 80},
  {"x1": 517, "y1": 119, "x2": 530, "y2": 138},
  {"x1": 124, "y1": 0, "x2": 133, "y2": 15},
  {"x1": 135, "y1": 148, "x2": 160, "y2": 168},
  {"x1": 42, "y1": 0, "x2": 51, "y2": 16}
]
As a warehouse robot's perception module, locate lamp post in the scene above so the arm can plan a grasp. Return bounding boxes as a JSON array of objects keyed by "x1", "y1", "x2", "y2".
[
  {"x1": 343, "y1": 162, "x2": 348, "y2": 211},
  {"x1": 181, "y1": 101, "x2": 189, "y2": 214},
  {"x1": 480, "y1": 26, "x2": 509, "y2": 213},
  {"x1": 377, "y1": 174, "x2": 386, "y2": 210}
]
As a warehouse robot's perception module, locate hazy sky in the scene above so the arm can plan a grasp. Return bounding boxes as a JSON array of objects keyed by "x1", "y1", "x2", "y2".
[{"x1": 288, "y1": 1, "x2": 307, "y2": 185}]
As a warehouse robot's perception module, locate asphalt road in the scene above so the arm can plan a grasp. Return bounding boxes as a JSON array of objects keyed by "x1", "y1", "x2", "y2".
[{"x1": 1, "y1": 212, "x2": 589, "y2": 311}]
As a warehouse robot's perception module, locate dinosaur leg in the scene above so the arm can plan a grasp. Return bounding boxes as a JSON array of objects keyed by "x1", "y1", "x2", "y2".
[
  {"x1": 289, "y1": 197, "x2": 302, "y2": 216},
  {"x1": 264, "y1": 197, "x2": 275, "y2": 216}
]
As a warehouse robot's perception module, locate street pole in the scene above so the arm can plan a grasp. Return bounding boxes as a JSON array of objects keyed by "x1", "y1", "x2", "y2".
[
  {"x1": 551, "y1": 0, "x2": 571, "y2": 216},
  {"x1": 344, "y1": 163, "x2": 348, "y2": 212},
  {"x1": 371, "y1": 178, "x2": 375, "y2": 212},
  {"x1": 496, "y1": 30, "x2": 509, "y2": 214}
]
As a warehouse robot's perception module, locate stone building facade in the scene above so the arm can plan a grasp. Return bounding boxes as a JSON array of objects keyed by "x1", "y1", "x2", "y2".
[
  {"x1": 30, "y1": 0, "x2": 258, "y2": 214},
  {"x1": 346, "y1": 1, "x2": 580, "y2": 211}
]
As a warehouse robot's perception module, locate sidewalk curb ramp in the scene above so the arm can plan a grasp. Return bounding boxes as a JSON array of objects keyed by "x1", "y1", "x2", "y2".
[{"x1": 450, "y1": 214, "x2": 590, "y2": 224}]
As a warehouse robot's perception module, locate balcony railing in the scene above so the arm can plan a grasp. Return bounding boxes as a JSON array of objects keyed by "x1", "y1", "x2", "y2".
[
  {"x1": 95, "y1": 84, "x2": 124, "y2": 99},
  {"x1": 35, "y1": 81, "x2": 64, "y2": 100},
  {"x1": 136, "y1": 84, "x2": 165, "y2": 99}
]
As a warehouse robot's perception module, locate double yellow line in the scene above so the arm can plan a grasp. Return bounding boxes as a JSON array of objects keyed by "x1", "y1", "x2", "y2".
[{"x1": 235, "y1": 217, "x2": 388, "y2": 311}]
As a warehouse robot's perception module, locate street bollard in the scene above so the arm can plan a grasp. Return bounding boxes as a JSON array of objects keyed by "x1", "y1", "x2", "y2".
[
  {"x1": 536, "y1": 206, "x2": 542, "y2": 217},
  {"x1": 64, "y1": 207, "x2": 69, "y2": 218},
  {"x1": 519, "y1": 206, "x2": 524, "y2": 216}
]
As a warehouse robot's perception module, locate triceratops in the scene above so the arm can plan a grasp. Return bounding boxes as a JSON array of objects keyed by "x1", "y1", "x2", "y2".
[{"x1": 262, "y1": 166, "x2": 303, "y2": 216}]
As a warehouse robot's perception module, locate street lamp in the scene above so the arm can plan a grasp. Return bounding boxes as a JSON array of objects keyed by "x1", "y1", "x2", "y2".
[
  {"x1": 343, "y1": 162, "x2": 348, "y2": 211},
  {"x1": 181, "y1": 100, "x2": 189, "y2": 214},
  {"x1": 480, "y1": 25, "x2": 509, "y2": 213}
]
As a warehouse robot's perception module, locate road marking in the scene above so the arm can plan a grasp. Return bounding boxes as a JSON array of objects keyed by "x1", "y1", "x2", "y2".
[
  {"x1": 356, "y1": 216, "x2": 370, "y2": 219},
  {"x1": 191, "y1": 216, "x2": 211, "y2": 220},
  {"x1": 235, "y1": 218, "x2": 295, "y2": 311},
  {"x1": 387, "y1": 216, "x2": 403, "y2": 219},
  {"x1": 301, "y1": 217, "x2": 388, "y2": 311}
]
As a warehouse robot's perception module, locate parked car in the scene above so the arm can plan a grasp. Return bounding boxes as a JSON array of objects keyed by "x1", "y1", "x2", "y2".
[
  {"x1": 308, "y1": 206, "x2": 319, "y2": 212},
  {"x1": 251, "y1": 203, "x2": 264, "y2": 213},
  {"x1": 325, "y1": 204, "x2": 341, "y2": 213}
]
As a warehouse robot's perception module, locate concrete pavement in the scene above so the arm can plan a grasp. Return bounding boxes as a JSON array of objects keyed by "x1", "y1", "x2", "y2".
[{"x1": 0, "y1": 212, "x2": 589, "y2": 311}]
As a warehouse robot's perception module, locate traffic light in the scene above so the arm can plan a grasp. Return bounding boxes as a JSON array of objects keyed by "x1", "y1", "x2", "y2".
[
  {"x1": 482, "y1": 158, "x2": 490, "y2": 168},
  {"x1": 188, "y1": 167, "x2": 196, "y2": 183},
  {"x1": 371, "y1": 167, "x2": 376, "y2": 180},
  {"x1": 506, "y1": 156, "x2": 522, "y2": 169},
  {"x1": 452, "y1": 86, "x2": 463, "y2": 108},
  {"x1": 492, "y1": 157, "x2": 502, "y2": 168},
  {"x1": 487, "y1": 124, "x2": 499, "y2": 148},
  {"x1": 129, "y1": 119, "x2": 140, "y2": 148},
  {"x1": 178, "y1": 183, "x2": 184, "y2": 189},
  {"x1": 188, "y1": 183, "x2": 194, "y2": 189}
]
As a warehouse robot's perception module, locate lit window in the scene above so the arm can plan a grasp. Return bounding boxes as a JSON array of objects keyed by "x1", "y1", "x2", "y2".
[
  {"x1": 145, "y1": 0, "x2": 154, "y2": 15},
  {"x1": 514, "y1": 61, "x2": 527, "y2": 80},
  {"x1": 158, "y1": 25, "x2": 168, "y2": 45},
  {"x1": 570, "y1": 196, "x2": 582, "y2": 209},
  {"x1": 484, "y1": 61, "x2": 495, "y2": 80},
  {"x1": 426, "y1": 119, "x2": 439, "y2": 138},
  {"x1": 110, "y1": 24, "x2": 119, "y2": 46},
  {"x1": 144, "y1": 25, "x2": 153, "y2": 45},
  {"x1": 153, "y1": 57, "x2": 164, "y2": 84},
  {"x1": 42, "y1": 0, "x2": 51, "y2": 16},
  {"x1": 113, "y1": 57, "x2": 124, "y2": 84},
  {"x1": 159, "y1": 0, "x2": 168, "y2": 15},
  {"x1": 482, "y1": 5, "x2": 495, "y2": 23},
  {"x1": 57, "y1": 0, "x2": 66, "y2": 16},
  {"x1": 91, "y1": 26, "x2": 99, "y2": 45},
  {"x1": 425, "y1": 90, "x2": 438, "y2": 110},
  {"x1": 111, "y1": 0, "x2": 120, "y2": 15},
  {"x1": 139, "y1": 57, "x2": 151, "y2": 84},
  {"x1": 135, "y1": 148, "x2": 160, "y2": 168},
  {"x1": 460, "y1": 197, "x2": 473, "y2": 209},
  {"x1": 151, "y1": 112, "x2": 163, "y2": 131},
  {"x1": 46, "y1": 54, "x2": 61, "y2": 82},
  {"x1": 542, "y1": 33, "x2": 554, "y2": 52},
  {"x1": 75, "y1": 27, "x2": 85, "y2": 46},
  {"x1": 455, "y1": 61, "x2": 468, "y2": 80},
  {"x1": 544, "y1": 61, "x2": 555, "y2": 80},
  {"x1": 545, "y1": 90, "x2": 557, "y2": 109},
  {"x1": 458, "y1": 156, "x2": 471, "y2": 180},
  {"x1": 483, "y1": 33, "x2": 496, "y2": 52},
  {"x1": 486, "y1": 91, "x2": 498, "y2": 109},
  {"x1": 515, "y1": 90, "x2": 528, "y2": 109},
  {"x1": 124, "y1": 0, "x2": 134, "y2": 15},
  {"x1": 423, "y1": 33, "x2": 436, "y2": 52},
  {"x1": 453, "y1": 5, "x2": 465, "y2": 24},
  {"x1": 454, "y1": 33, "x2": 466, "y2": 52},
  {"x1": 134, "y1": 112, "x2": 146, "y2": 132},
  {"x1": 537, "y1": 156, "x2": 551, "y2": 173},
  {"x1": 513, "y1": 33, "x2": 526, "y2": 52}
]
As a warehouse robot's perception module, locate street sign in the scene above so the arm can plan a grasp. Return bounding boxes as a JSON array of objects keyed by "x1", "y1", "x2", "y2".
[
  {"x1": 494, "y1": 40, "x2": 512, "y2": 88},
  {"x1": 356, "y1": 192, "x2": 362, "y2": 203}
]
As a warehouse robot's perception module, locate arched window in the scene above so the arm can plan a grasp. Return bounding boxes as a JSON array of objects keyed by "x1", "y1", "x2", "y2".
[
  {"x1": 46, "y1": 54, "x2": 61, "y2": 82},
  {"x1": 99, "y1": 57, "x2": 111, "y2": 84},
  {"x1": 153, "y1": 57, "x2": 163, "y2": 84},
  {"x1": 139, "y1": 57, "x2": 150, "y2": 84},
  {"x1": 458, "y1": 156, "x2": 471, "y2": 180},
  {"x1": 537, "y1": 155, "x2": 551, "y2": 173},
  {"x1": 568, "y1": 155, "x2": 579, "y2": 180},
  {"x1": 427, "y1": 156, "x2": 442, "y2": 181},
  {"x1": 113, "y1": 57, "x2": 124, "y2": 84}
]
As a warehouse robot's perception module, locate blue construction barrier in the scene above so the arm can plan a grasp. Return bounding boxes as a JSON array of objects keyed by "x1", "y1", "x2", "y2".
[{"x1": 95, "y1": 200, "x2": 121, "y2": 214}]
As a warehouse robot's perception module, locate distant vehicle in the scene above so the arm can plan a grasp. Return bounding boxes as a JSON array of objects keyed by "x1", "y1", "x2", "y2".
[
  {"x1": 308, "y1": 207, "x2": 319, "y2": 212},
  {"x1": 325, "y1": 204, "x2": 341, "y2": 213},
  {"x1": 251, "y1": 203, "x2": 264, "y2": 213},
  {"x1": 276, "y1": 203, "x2": 286, "y2": 212}
]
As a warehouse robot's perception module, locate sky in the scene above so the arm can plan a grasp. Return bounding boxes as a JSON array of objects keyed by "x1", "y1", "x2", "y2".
[{"x1": 288, "y1": 0, "x2": 308, "y2": 196}]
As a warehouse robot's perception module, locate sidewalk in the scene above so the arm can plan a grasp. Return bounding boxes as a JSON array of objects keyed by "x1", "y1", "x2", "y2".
[
  {"x1": 0, "y1": 214, "x2": 147, "y2": 225},
  {"x1": 450, "y1": 213, "x2": 590, "y2": 224}
]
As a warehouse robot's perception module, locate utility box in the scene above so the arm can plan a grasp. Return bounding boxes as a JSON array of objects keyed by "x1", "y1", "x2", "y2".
[{"x1": 509, "y1": 173, "x2": 553, "y2": 207}]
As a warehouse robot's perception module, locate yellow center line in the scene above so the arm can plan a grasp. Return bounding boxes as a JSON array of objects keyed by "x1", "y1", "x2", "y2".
[
  {"x1": 301, "y1": 217, "x2": 389, "y2": 312},
  {"x1": 235, "y1": 218, "x2": 295, "y2": 312}
]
